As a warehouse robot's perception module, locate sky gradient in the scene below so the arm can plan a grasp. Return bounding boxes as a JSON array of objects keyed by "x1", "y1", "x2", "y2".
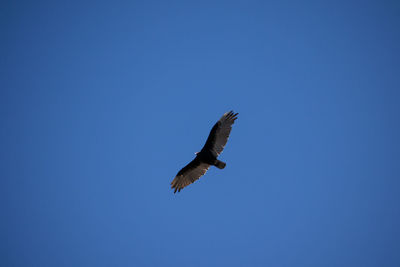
[{"x1": 2, "y1": 1, "x2": 400, "y2": 266}]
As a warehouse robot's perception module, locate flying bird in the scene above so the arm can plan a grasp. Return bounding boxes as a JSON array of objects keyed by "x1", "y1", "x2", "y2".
[{"x1": 171, "y1": 111, "x2": 238, "y2": 193}]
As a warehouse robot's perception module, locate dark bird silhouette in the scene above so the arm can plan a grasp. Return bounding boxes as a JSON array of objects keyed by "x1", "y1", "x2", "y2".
[{"x1": 171, "y1": 111, "x2": 238, "y2": 193}]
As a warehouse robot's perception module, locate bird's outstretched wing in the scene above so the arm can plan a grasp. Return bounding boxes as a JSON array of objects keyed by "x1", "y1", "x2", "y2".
[
  {"x1": 171, "y1": 158, "x2": 210, "y2": 193},
  {"x1": 201, "y1": 111, "x2": 238, "y2": 156}
]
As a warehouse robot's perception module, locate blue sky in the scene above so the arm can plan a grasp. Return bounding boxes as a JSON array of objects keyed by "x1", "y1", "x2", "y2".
[{"x1": 2, "y1": 1, "x2": 400, "y2": 266}]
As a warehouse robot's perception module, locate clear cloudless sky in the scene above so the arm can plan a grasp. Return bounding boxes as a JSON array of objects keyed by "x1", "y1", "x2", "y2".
[{"x1": 1, "y1": 0, "x2": 400, "y2": 266}]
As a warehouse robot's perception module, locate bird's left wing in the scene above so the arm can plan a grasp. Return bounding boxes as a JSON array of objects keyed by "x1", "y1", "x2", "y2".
[
  {"x1": 201, "y1": 111, "x2": 238, "y2": 156},
  {"x1": 171, "y1": 158, "x2": 210, "y2": 193}
]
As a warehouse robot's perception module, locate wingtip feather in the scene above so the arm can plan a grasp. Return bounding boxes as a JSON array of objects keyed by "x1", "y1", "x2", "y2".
[{"x1": 223, "y1": 110, "x2": 238, "y2": 122}]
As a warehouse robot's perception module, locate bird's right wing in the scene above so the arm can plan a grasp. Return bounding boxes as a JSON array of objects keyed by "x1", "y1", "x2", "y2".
[
  {"x1": 202, "y1": 111, "x2": 238, "y2": 156},
  {"x1": 171, "y1": 159, "x2": 210, "y2": 193}
]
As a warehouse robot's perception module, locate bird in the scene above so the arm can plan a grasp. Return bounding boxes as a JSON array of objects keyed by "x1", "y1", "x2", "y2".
[{"x1": 171, "y1": 111, "x2": 238, "y2": 193}]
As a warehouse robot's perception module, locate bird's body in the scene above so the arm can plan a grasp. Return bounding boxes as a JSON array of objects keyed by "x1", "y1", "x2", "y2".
[
  {"x1": 171, "y1": 111, "x2": 238, "y2": 193},
  {"x1": 195, "y1": 151, "x2": 217, "y2": 166},
  {"x1": 196, "y1": 150, "x2": 225, "y2": 169}
]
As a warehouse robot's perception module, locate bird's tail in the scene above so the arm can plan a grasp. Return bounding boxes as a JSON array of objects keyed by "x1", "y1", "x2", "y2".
[{"x1": 215, "y1": 160, "x2": 226, "y2": 169}]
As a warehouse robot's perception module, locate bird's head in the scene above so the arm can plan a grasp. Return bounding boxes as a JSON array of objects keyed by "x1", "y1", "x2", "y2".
[{"x1": 195, "y1": 151, "x2": 200, "y2": 155}]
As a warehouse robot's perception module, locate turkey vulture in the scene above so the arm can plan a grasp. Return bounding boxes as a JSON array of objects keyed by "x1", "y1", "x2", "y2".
[{"x1": 171, "y1": 111, "x2": 238, "y2": 193}]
